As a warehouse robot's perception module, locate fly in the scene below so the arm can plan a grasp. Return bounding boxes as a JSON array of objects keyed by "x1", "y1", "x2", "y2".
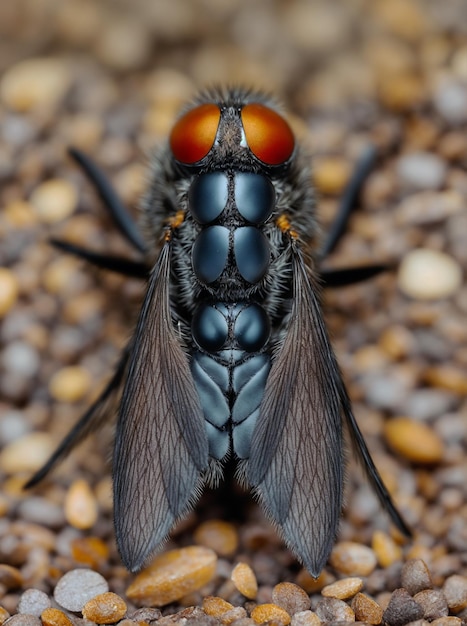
[{"x1": 26, "y1": 86, "x2": 410, "y2": 576}]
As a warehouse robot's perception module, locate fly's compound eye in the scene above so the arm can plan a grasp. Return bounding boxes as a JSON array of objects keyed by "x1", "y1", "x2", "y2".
[
  {"x1": 241, "y1": 103, "x2": 295, "y2": 166},
  {"x1": 169, "y1": 103, "x2": 221, "y2": 164}
]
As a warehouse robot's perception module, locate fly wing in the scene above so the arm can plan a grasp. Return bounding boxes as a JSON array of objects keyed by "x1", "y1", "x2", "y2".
[
  {"x1": 248, "y1": 246, "x2": 345, "y2": 578},
  {"x1": 113, "y1": 242, "x2": 209, "y2": 572}
]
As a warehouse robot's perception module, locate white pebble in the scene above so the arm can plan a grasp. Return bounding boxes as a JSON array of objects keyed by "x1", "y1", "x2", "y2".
[
  {"x1": 54, "y1": 569, "x2": 109, "y2": 612},
  {"x1": 18, "y1": 588, "x2": 51, "y2": 616},
  {"x1": 398, "y1": 248, "x2": 463, "y2": 300},
  {"x1": 1, "y1": 341, "x2": 40, "y2": 378},
  {"x1": 434, "y1": 80, "x2": 467, "y2": 124},
  {"x1": 396, "y1": 152, "x2": 446, "y2": 190}
]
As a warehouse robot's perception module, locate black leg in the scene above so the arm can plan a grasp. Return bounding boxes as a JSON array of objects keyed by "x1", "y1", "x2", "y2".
[
  {"x1": 50, "y1": 239, "x2": 149, "y2": 278},
  {"x1": 320, "y1": 263, "x2": 391, "y2": 288},
  {"x1": 319, "y1": 145, "x2": 377, "y2": 260},
  {"x1": 69, "y1": 147, "x2": 147, "y2": 254}
]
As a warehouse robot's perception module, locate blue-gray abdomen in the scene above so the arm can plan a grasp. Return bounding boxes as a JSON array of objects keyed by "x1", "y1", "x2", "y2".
[{"x1": 189, "y1": 171, "x2": 275, "y2": 460}]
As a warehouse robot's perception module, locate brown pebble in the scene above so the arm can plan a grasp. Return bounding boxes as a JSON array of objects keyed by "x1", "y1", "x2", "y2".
[
  {"x1": 313, "y1": 157, "x2": 351, "y2": 195},
  {"x1": 315, "y1": 597, "x2": 355, "y2": 621},
  {"x1": 53, "y1": 568, "x2": 108, "y2": 612},
  {"x1": 48, "y1": 366, "x2": 91, "y2": 403},
  {"x1": 40, "y1": 608, "x2": 74, "y2": 626},
  {"x1": 272, "y1": 582, "x2": 311, "y2": 615},
  {"x1": 64, "y1": 479, "x2": 98, "y2": 530},
  {"x1": 0, "y1": 57, "x2": 70, "y2": 112},
  {"x1": 329, "y1": 541, "x2": 377, "y2": 576},
  {"x1": 251, "y1": 603, "x2": 291, "y2": 625},
  {"x1": 295, "y1": 569, "x2": 332, "y2": 594},
  {"x1": 0, "y1": 433, "x2": 55, "y2": 475},
  {"x1": 0, "y1": 565, "x2": 23, "y2": 591},
  {"x1": 82, "y1": 592, "x2": 127, "y2": 624},
  {"x1": 372, "y1": 530, "x2": 403, "y2": 568},
  {"x1": 194, "y1": 520, "x2": 238, "y2": 556},
  {"x1": 431, "y1": 618, "x2": 462, "y2": 626},
  {"x1": 351, "y1": 592, "x2": 383, "y2": 624},
  {"x1": 29, "y1": 179, "x2": 77, "y2": 224},
  {"x1": 231, "y1": 562, "x2": 258, "y2": 600},
  {"x1": 382, "y1": 588, "x2": 424, "y2": 626},
  {"x1": 70, "y1": 537, "x2": 109, "y2": 567},
  {"x1": 290, "y1": 610, "x2": 321, "y2": 626},
  {"x1": 384, "y1": 417, "x2": 444, "y2": 464},
  {"x1": 414, "y1": 589, "x2": 449, "y2": 620},
  {"x1": 443, "y1": 575, "x2": 467, "y2": 612},
  {"x1": 321, "y1": 577, "x2": 363, "y2": 600},
  {"x1": 401, "y1": 559, "x2": 433, "y2": 596},
  {"x1": 202, "y1": 596, "x2": 235, "y2": 617},
  {"x1": 0, "y1": 608, "x2": 10, "y2": 626},
  {"x1": 423, "y1": 366, "x2": 467, "y2": 395},
  {"x1": 0, "y1": 268, "x2": 19, "y2": 318},
  {"x1": 126, "y1": 546, "x2": 217, "y2": 607}
]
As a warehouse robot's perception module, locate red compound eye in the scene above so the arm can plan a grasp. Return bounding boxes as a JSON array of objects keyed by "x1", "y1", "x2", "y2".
[
  {"x1": 241, "y1": 103, "x2": 295, "y2": 165},
  {"x1": 169, "y1": 103, "x2": 221, "y2": 164}
]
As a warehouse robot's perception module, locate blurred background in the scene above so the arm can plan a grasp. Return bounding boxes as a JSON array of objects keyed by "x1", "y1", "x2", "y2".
[{"x1": 0, "y1": 0, "x2": 467, "y2": 597}]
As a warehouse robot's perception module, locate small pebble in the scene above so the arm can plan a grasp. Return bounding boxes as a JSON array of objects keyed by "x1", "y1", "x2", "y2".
[
  {"x1": 0, "y1": 565, "x2": 23, "y2": 590},
  {"x1": 372, "y1": 531, "x2": 403, "y2": 568},
  {"x1": 0, "y1": 57, "x2": 70, "y2": 112},
  {"x1": 313, "y1": 157, "x2": 351, "y2": 195},
  {"x1": 40, "y1": 608, "x2": 74, "y2": 626},
  {"x1": 401, "y1": 560, "x2": 433, "y2": 595},
  {"x1": 351, "y1": 592, "x2": 383, "y2": 624},
  {"x1": 17, "y1": 589, "x2": 50, "y2": 616},
  {"x1": 48, "y1": 365, "x2": 92, "y2": 403},
  {"x1": 315, "y1": 597, "x2": 355, "y2": 621},
  {"x1": 423, "y1": 366, "x2": 467, "y2": 395},
  {"x1": 82, "y1": 592, "x2": 127, "y2": 624},
  {"x1": 398, "y1": 249, "x2": 463, "y2": 301},
  {"x1": 1, "y1": 341, "x2": 40, "y2": 378},
  {"x1": 0, "y1": 433, "x2": 55, "y2": 475},
  {"x1": 272, "y1": 582, "x2": 311, "y2": 615},
  {"x1": 2, "y1": 616, "x2": 41, "y2": 626},
  {"x1": 64, "y1": 479, "x2": 98, "y2": 530},
  {"x1": 220, "y1": 607, "x2": 247, "y2": 624},
  {"x1": 126, "y1": 546, "x2": 217, "y2": 607},
  {"x1": 0, "y1": 268, "x2": 19, "y2": 318},
  {"x1": 0, "y1": 608, "x2": 10, "y2": 626},
  {"x1": 443, "y1": 575, "x2": 467, "y2": 612},
  {"x1": 433, "y1": 80, "x2": 467, "y2": 124},
  {"x1": 382, "y1": 588, "x2": 424, "y2": 626},
  {"x1": 414, "y1": 589, "x2": 449, "y2": 620},
  {"x1": 194, "y1": 520, "x2": 239, "y2": 556},
  {"x1": 329, "y1": 541, "x2": 377, "y2": 576},
  {"x1": 431, "y1": 619, "x2": 462, "y2": 626},
  {"x1": 231, "y1": 562, "x2": 258, "y2": 600},
  {"x1": 53, "y1": 569, "x2": 109, "y2": 612},
  {"x1": 202, "y1": 596, "x2": 234, "y2": 618},
  {"x1": 70, "y1": 537, "x2": 110, "y2": 567},
  {"x1": 250, "y1": 603, "x2": 291, "y2": 625},
  {"x1": 384, "y1": 417, "x2": 444, "y2": 464},
  {"x1": 396, "y1": 152, "x2": 447, "y2": 190},
  {"x1": 290, "y1": 611, "x2": 321, "y2": 626},
  {"x1": 321, "y1": 577, "x2": 363, "y2": 600},
  {"x1": 29, "y1": 179, "x2": 78, "y2": 223}
]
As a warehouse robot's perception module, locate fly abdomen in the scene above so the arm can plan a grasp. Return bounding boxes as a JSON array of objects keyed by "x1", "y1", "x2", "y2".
[
  {"x1": 188, "y1": 169, "x2": 275, "y2": 461},
  {"x1": 191, "y1": 303, "x2": 271, "y2": 460}
]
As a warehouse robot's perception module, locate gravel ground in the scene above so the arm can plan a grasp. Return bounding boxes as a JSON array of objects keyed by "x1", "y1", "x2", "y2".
[{"x1": 0, "y1": 0, "x2": 467, "y2": 623}]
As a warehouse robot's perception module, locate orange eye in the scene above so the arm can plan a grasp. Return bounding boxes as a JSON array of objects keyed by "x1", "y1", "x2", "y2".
[
  {"x1": 241, "y1": 103, "x2": 295, "y2": 165},
  {"x1": 169, "y1": 103, "x2": 221, "y2": 164}
]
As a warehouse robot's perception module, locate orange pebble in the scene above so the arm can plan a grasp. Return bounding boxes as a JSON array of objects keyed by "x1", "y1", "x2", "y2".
[
  {"x1": 194, "y1": 520, "x2": 238, "y2": 556},
  {"x1": 41, "y1": 608, "x2": 74, "y2": 626},
  {"x1": 82, "y1": 592, "x2": 127, "y2": 624},
  {"x1": 231, "y1": 562, "x2": 258, "y2": 600},
  {"x1": 126, "y1": 546, "x2": 217, "y2": 607},
  {"x1": 251, "y1": 604, "x2": 291, "y2": 625}
]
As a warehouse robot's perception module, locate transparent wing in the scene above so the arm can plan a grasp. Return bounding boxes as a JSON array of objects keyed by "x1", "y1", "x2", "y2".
[
  {"x1": 248, "y1": 246, "x2": 345, "y2": 577},
  {"x1": 113, "y1": 241, "x2": 209, "y2": 572}
]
